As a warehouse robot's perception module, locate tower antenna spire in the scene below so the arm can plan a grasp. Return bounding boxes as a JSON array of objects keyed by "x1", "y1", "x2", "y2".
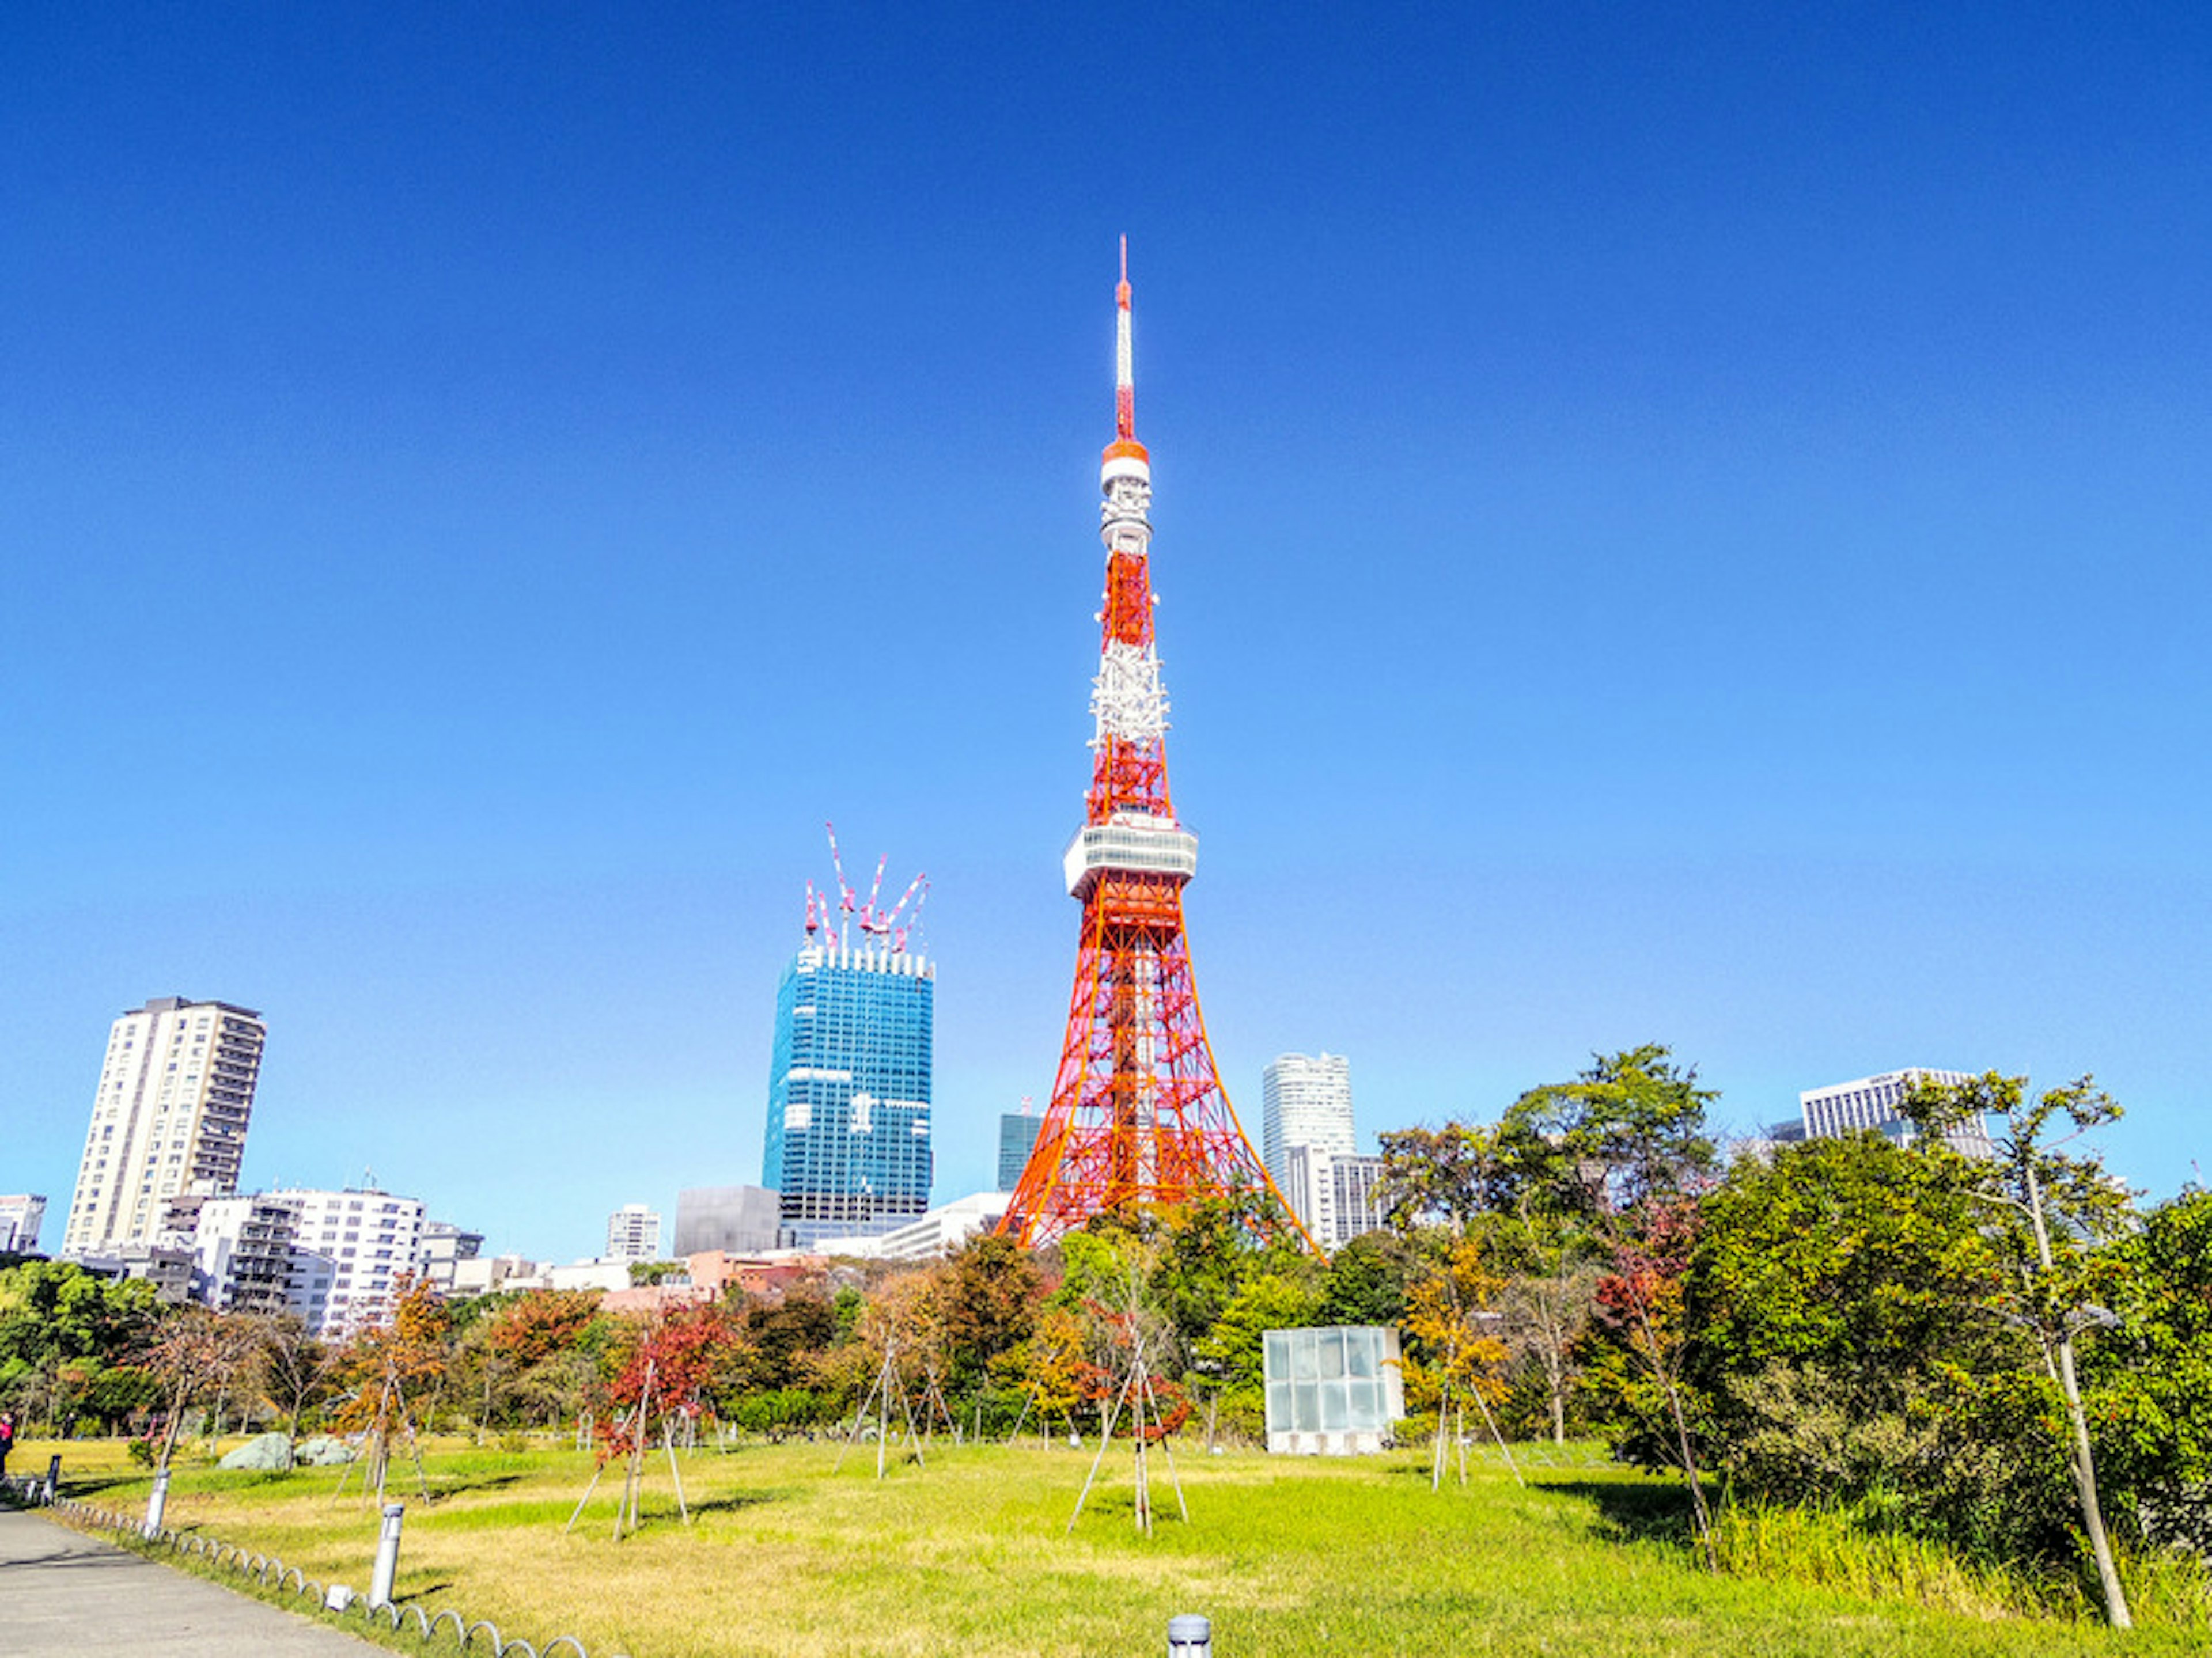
[{"x1": 1114, "y1": 235, "x2": 1135, "y2": 442}]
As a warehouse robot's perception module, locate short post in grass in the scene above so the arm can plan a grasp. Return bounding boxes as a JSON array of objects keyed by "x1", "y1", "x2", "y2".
[
  {"x1": 143, "y1": 1466, "x2": 171, "y2": 1538},
  {"x1": 43, "y1": 1454, "x2": 61, "y2": 1504},
  {"x1": 370, "y1": 1502, "x2": 404, "y2": 1607},
  {"x1": 1168, "y1": 1613, "x2": 1212, "y2": 1657}
]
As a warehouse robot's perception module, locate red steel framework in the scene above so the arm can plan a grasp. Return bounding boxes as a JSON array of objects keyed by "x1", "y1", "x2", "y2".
[{"x1": 999, "y1": 244, "x2": 1312, "y2": 1251}]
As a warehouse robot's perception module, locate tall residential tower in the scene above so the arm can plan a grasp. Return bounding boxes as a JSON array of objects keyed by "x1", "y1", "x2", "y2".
[
  {"x1": 63, "y1": 997, "x2": 266, "y2": 1256},
  {"x1": 1261, "y1": 1052, "x2": 1355, "y2": 1179}
]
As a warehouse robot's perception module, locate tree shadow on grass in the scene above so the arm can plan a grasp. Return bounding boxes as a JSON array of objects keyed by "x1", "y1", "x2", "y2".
[
  {"x1": 426, "y1": 1470, "x2": 525, "y2": 1499},
  {"x1": 681, "y1": 1486, "x2": 800, "y2": 1517},
  {"x1": 51, "y1": 1474, "x2": 142, "y2": 1498},
  {"x1": 1541, "y1": 1479, "x2": 1711, "y2": 1550}
]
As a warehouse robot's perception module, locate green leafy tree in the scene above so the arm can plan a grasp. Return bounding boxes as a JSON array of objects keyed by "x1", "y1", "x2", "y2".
[
  {"x1": 937, "y1": 1233, "x2": 1044, "y2": 1394},
  {"x1": 1193, "y1": 1270, "x2": 1323, "y2": 1434},
  {"x1": 1377, "y1": 1124, "x2": 1520, "y2": 1234},
  {"x1": 1317, "y1": 1230, "x2": 1416, "y2": 1327},
  {"x1": 1679, "y1": 1132, "x2": 2025, "y2": 1515},
  {"x1": 0, "y1": 1262, "x2": 162, "y2": 1371},
  {"x1": 2093, "y1": 1189, "x2": 2212, "y2": 1554},
  {"x1": 1487, "y1": 1207, "x2": 1602, "y2": 1444},
  {"x1": 742, "y1": 1293, "x2": 837, "y2": 1391},
  {"x1": 1502, "y1": 1044, "x2": 1718, "y2": 1215},
  {"x1": 1903, "y1": 1072, "x2": 2139, "y2": 1627}
]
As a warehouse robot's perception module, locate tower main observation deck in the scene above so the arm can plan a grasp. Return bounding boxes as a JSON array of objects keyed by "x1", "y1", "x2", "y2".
[{"x1": 999, "y1": 244, "x2": 1310, "y2": 1251}]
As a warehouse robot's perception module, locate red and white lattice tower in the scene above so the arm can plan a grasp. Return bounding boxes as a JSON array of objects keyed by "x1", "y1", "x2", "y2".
[{"x1": 1000, "y1": 243, "x2": 1310, "y2": 1250}]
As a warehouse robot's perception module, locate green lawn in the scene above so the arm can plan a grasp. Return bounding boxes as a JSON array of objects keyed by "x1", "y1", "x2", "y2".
[{"x1": 18, "y1": 1433, "x2": 2198, "y2": 1658}]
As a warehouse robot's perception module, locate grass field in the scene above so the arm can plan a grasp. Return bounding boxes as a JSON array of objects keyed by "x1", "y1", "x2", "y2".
[{"x1": 15, "y1": 1432, "x2": 2204, "y2": 1658}]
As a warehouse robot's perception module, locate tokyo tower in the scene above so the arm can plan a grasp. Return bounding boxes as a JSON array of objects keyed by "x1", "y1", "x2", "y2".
[{"x1": 999, "y1": 243, "x2": 1310, "y2": 1251}]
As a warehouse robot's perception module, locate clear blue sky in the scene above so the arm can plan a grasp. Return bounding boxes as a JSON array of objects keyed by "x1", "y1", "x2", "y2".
[{"x1": 5, "y1": 3, "x2": 2206, "y2": 1261}]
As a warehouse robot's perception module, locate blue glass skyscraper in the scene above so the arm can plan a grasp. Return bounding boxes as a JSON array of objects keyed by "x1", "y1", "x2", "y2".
[{"x1": 763, "y1": 941, "x2": 934, "y2": 1249}]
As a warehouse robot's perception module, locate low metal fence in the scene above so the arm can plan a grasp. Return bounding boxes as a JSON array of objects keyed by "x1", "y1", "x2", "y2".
[{"x1": 3, "y1": 1473, "x2": 628, "y2": 1658}]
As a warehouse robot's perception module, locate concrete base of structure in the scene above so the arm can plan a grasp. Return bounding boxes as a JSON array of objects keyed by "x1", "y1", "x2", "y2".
[{"x1": 1267, "y1": 1429, "x2": 1391, "y2": 1456}]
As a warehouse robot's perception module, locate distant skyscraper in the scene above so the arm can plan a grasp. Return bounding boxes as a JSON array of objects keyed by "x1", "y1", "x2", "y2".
[
  {"x1": 763, "y1": 901, "x2": 934, "y2": 1250},
  {"x1": 1262, "y1": 1053, "x2": 1355, "y2": 1192},
  {"x1": 998, "y1": 1105, "x2": 1041, "y2": 1193},
  {"x1": 0, "y1": 1194, "x2": 46, "y2": 1254},
  {"x1": 604, "y1": 1203, "x2": 662, "y2": 1262},
  {"x1": 63, "y1": 997, "x2": 266, "y2": 1257}
]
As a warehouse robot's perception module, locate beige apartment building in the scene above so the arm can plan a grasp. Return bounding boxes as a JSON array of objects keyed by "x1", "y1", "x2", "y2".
[{"x1": 62, "y1": 997, "x2": 266, "y2": 1255}]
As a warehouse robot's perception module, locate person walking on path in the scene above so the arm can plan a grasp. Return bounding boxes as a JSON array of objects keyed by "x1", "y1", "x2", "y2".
[{"x1": 0, "y1": 1409, "x2": 16, "y2": 1482}]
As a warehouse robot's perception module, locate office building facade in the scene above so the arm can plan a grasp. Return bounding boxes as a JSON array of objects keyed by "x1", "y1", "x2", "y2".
[
  {"x1": 763, "y1": 942, "x2": 934, "y2": 1249},
  {"x1": 998, "y1": 1109, "x2": 1042, "y2": 1192},
  {"x1": 63, "y1": 997, "x2": 266, "y2": 1256},
  {"x1": 186, "y1": 1194, "x2": 304, "y2": 1315},
  {"x1": 418, "y1": 1221, "x2": 485, "y2": 1293},
  {"x1": 1797, "y1": 1068, "x2": 1990, "y2": 1156},
  {"x1": 1281, "y1": 1146, "x2": 1388, "y2": 1249},
  {"x1": 604, "y1": 1204, "x2": 662, "y2": 1262},
  {"x1": 1328, "y1": 1153, "x2": 1388, "y2": 1245}
]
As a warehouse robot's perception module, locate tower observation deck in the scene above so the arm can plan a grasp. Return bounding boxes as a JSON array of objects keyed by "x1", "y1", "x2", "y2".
[{"x1": 999, "y1": 244, "x2": 1309, "y2": 1250}]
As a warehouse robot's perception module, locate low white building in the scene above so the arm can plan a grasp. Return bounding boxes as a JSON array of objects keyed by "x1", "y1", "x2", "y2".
[
  {"x1": 418, "y1": 1220, "x2": 484, "y2": 1293},
  {"x1": 448, "y1": 1253, "x2": 550, "y2": 1299},
  {"x1": 550, "y1": 1259, "x2": 634, "y2": 1293},
  {"x1": 814, "y1": 1192, "x2": 1006, "y2": 1262}
]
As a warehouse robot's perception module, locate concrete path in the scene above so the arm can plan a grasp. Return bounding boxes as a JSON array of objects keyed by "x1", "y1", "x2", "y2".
[{"x1": 0, "y1": 1505, "x2": 382, "y2": 1656}]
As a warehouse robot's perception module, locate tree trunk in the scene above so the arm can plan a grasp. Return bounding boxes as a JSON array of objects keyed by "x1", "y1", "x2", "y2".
[{"x1": 2024, "y1": 1159, "x2": 2131, "y2": 1627}]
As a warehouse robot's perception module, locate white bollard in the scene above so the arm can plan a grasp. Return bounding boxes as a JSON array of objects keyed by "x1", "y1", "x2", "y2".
[
  {"x1": 143, "y1": 1466, "x2": 171, "y2": 1538},
  {"x1": 1168, "y1": 1613, "x2": 1212, "y2": 1658},
  {"x1": 369, "y1": 1502, "x2": 404, "y2": 1607}
]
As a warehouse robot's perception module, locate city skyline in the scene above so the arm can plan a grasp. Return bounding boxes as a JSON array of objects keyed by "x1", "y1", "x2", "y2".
[{"x1": 9, "y1": 7, "x2": 2210, "y2": 1259}]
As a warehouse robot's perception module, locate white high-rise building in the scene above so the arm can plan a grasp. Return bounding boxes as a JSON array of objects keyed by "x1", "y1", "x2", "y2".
[
  {"x1": 0, "y1": 1195, "x2": 46, "y2": 1253},
  {"x1": 1798, "y1": 1068, "x2": 1989, "y2": 1156},
  {"x1": 604, "y1": 1203, "x2": 662, "y2": 1263},
  {"x1": 63, "y1": 998, "x2": 266, "y2": 1257},
  {"x1": 1262, "y1": 1053, "x2": 1355, "y2": 1196}
]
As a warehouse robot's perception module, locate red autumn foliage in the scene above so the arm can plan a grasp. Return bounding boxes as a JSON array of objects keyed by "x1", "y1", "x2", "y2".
[{"x1": 593, "y1": 1304, "x2": 744, "y2": 1465}]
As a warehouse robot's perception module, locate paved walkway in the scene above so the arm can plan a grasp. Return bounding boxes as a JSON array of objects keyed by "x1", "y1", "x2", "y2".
[{"x1": 0, "y1": 1505, "x2": 382, "y2": 1656}]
